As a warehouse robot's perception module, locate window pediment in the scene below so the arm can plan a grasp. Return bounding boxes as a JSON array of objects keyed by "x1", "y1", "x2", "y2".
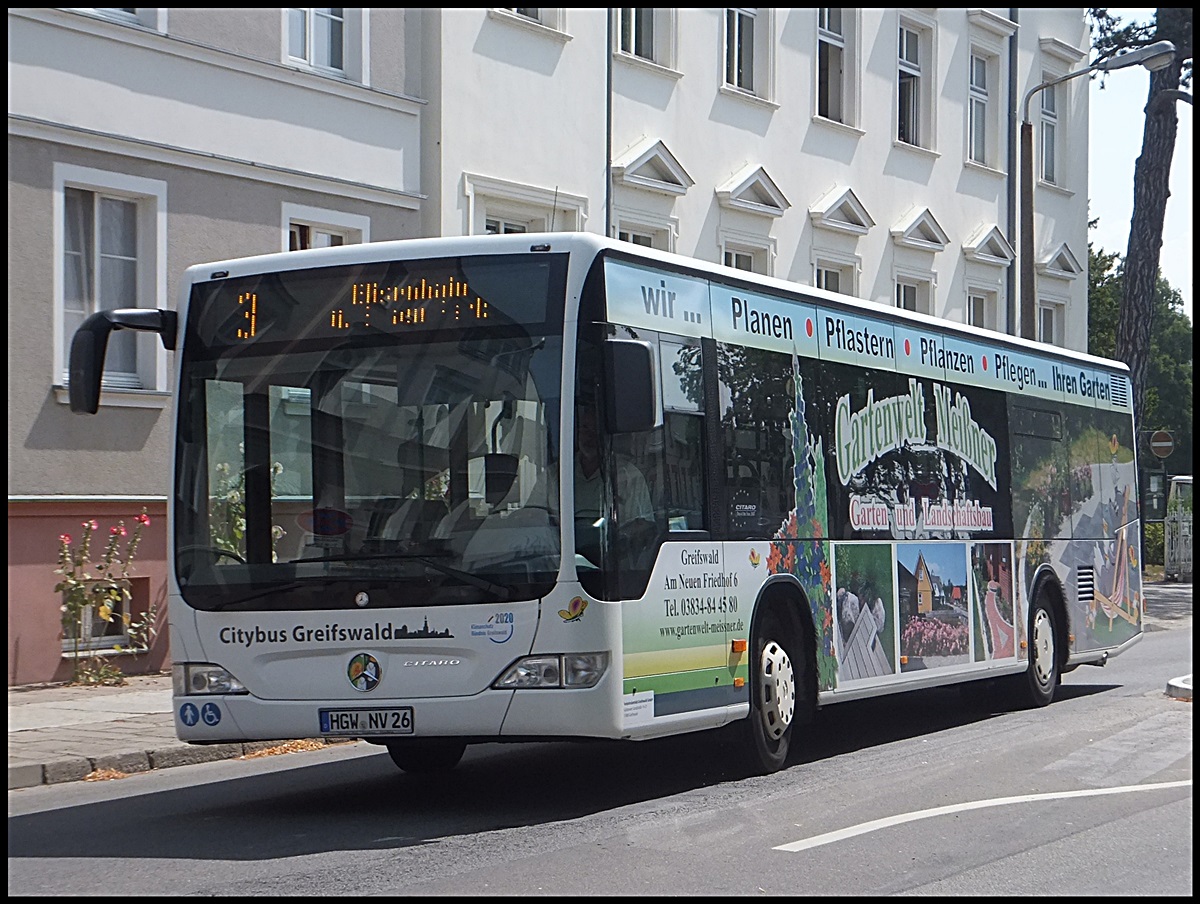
[
  {"x1": 1039, "y1": 37, "x2": 1087, "y2": 66},
  {"x1": 612, "y1": 139, "x2": 694, "y2": 196},
  {"x1": 1037, "y1": 242, "x2": 1082, "y2": 280},
  {"x1": 891, "y1": 207, "x2": 949, "y2": 251},
  {"x1": 962, "y1": 224, "x2": 1014, "y2": 266},
  {"x1": 716, "y1": 165, "x2": 790, "y2": 218},
  {"x1": 809, "y1": 185, "x2": 875, "y2": 236}
]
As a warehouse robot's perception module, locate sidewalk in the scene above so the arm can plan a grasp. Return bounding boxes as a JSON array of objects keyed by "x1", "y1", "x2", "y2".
[
  {"x1": 7, "y1": 672, "x2": 358, "y2": 790},
  {"x1": 9, "y1": 582, "x2": 1193, "y2": 791}
]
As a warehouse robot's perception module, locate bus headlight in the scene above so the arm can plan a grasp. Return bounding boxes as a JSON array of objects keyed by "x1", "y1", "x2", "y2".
[
  {"x1": 173, "y1": 663, "x2": 249, "y2": 696},
  {"x1": 493, "y1": 652, "x2": 609, "y2": 689}
]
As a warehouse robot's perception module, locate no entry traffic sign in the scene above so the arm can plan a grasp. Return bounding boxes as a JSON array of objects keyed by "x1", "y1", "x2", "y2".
[{"x1": 1149, "y1": 430, "x2": 1174, "y2": 459}]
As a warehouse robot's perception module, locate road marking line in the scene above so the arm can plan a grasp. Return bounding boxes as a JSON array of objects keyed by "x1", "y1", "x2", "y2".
[{"x1": 773, "y1": 780, "x2": 1192, "y2": 852}]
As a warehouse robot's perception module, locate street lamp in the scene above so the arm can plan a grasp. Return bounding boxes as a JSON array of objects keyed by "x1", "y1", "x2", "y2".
[{"x1": 1019, "y1": 39, "x2": 1175, "y2": 340}]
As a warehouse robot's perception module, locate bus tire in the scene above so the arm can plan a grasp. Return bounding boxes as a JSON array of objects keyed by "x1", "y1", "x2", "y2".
[
  {"x1": 742, "y1": 609, "x2": 798, "y2": 775},
  {"x1": 1021, "y1": 589, "x2": 1060, "y2": 708},
  {"x1": 386, "y1": 739, "x2": 467, "y2": 773}
]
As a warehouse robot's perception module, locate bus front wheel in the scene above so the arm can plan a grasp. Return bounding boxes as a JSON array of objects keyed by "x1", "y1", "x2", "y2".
[
  {"x1": 386, "y1": 739, "x2": 467, "y2": 774},
  {"x1": 742, "y1": 611, "x2": 798, "y2": 775}
]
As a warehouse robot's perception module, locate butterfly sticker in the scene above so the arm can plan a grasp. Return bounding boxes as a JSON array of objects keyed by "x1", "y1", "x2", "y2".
[
  {"x1": 748, "y1": 549, "x2": 761, "y2": 568},
  {"x1": 558, "y1": 596, "x2": 588, "y2": 621}
]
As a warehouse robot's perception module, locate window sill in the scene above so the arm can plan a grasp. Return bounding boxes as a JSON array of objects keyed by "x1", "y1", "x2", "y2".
[
  {"x1": 1037, "y1": 179, "x2": 1075, "y2": 198},
  {"x1": 810, "y1": 115, "x2": 865, "y2": 138},
  {"x1": 614, "y1": 52, "x2": 682, "y2": 81},
  {"x1": 54, "y1": 385, "x2": 170, "y2": 410},
  {"x1": 893, "y1": 140, "x2": 940, "y2": 160},
  {"x1": 964, "y1": 159, "x2": 1007, "y2": 179},
  {"x1": 718, "y1": 84, "x2": 780, "y2": 111},
  {"x1": 62, "y1": 646, "x2": 147, "y2": 659},
  {"x1": 486, "y1": 9, "x2": 572, "y2": 43}
]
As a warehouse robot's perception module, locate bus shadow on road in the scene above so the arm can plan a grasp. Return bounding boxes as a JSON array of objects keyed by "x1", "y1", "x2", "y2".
[{"x1": 7, "y1": 681, "x2": 1120, "y2": 864}]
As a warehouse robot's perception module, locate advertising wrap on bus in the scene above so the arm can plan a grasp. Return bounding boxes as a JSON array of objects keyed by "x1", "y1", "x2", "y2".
[{"x1": 68, "y1": 233, "x2": 1142, "y2": 777}]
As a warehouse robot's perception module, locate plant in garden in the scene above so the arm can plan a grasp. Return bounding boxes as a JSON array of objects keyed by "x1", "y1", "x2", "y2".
[
  {"x1": 54, "y1": 509, "x2": 158, "y2": 685},
  {"x1": 901, "y1": 616, "x2": 969, "y2": 658}
]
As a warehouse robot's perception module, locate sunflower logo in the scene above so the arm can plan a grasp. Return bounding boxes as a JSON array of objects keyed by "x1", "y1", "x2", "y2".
[
  {"x1": 558, "y1": 596, "x2": 588, "y2": 622},
  {"x1": 347, "y1": 653, "x2": 381, "y2": 692},
  {"x1": 749, "y1": 548, "x2": 761, "y2": 568}
]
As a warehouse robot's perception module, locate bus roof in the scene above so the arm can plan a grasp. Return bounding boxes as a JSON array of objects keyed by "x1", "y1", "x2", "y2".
[{"x1": 180, "y1": 230, "x2": 1129, "y2": 375}]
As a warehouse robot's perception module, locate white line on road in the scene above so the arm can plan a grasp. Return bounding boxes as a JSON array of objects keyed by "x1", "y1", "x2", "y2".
[{"x1": 773, "y1": 780, "x2": 1193, "y2": 853}]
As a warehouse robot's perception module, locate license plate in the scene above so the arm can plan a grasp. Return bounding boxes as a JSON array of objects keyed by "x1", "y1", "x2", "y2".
[{"x1": 319, "y1": 707, "x2": 414, "y2": 736}]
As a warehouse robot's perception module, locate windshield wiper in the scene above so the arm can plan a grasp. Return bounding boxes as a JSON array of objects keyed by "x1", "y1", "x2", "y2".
[
  {"x1": 209, "y1": 576, "x2": 343, "y2": 610},
  {"x1": 287, "y1": 551, "x2": 513, "y2": 600}
]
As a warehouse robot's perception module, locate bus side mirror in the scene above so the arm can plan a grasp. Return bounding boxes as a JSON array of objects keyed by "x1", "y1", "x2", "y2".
[
  {"x1": 68, "y1": 308, "x2": 178, "y2": 414},
  {"x1": 603, "y1": 339, "x2": 660, "y2": 433}
]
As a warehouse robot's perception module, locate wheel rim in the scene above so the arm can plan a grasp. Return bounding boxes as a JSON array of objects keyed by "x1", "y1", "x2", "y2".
[
  {"x1": 758, "y1": 639, "x2": 796, "y2": 740},
  {"x1": 1031, "y1": 609, "x2": 1055, "y2": 688}
]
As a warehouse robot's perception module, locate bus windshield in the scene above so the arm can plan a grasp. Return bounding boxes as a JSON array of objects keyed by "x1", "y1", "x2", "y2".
[{"x1": 173, "y1": 252, "x2": 567, "y2": 612}]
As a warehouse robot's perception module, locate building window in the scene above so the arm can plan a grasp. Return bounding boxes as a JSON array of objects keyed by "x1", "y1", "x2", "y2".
[
  {"x1": 55, "y1": 167, "x2": 167, "y2": 401},
  {"x1": 1040, "y1": 78, "x2": 1058, "y2": 184},
  {"x1": 817, "y1": 8, "x2": 845, "y2": 123},
  {"x1": 967, "y1": 290, "x2": 996, "y2": 330},
  {"x1": 283, "y1": 204, "x2": 367, "y2": 251},
  {"x1": 725, "y1": 8, "x2": 756, "y2": 92},
  {"x1": 968, "y1": 53, "x2": 989, "y2": 165},
  {"x1": 1038, "y1": 302, "x2": 1060, "y2": 344},
  {"x1": 62, "y1": 595, "x2": 131, "y2": 653},
  {"x1": 619, "y1": 8, "x2": 654, "y2": 60},
  {"x1": 486, "y1": 218, "x2": 529, "y2": 235},
  {"x1": 63, "y1": 188, "x2": 141, "y2": 388},
  {"x1": 288, "y1": 7, "x2": 345, "y2": 72},
  {"x1": 895, "y1": 277, "x2": 932, "y2": 315},
  {"x1": 290, "y1": 225, "x2": 345, "y2": 250},
  {"x1": 725, "y1": 250, "x2": 754, "y2": 271},
  {"x1": 618, "y1": 228, "x2": 655, "y2": 248},
  {"x1": 897, "y1": 25, "x2": 921, "y2": 145},
  {"x1": 816, "y1": 266, "x2": 840, "y2": 294},
  {"x1": 505, "y1": 7, "x2": 540, "y2": 20}
]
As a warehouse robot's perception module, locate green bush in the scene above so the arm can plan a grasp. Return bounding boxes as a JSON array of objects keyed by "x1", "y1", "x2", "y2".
[{"x1": 1143, "y1": 521, "x2": 1164, "y2": 566}]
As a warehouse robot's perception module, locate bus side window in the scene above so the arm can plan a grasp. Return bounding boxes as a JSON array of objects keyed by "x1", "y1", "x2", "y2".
[{"x1": 663, "y1": 412, "x2": 706, "y2": 531}]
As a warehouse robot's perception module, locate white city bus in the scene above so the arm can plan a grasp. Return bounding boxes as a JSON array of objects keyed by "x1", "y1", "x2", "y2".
[{"x1": 70, "y1": 232, "x2": 1144, "y2": 775}]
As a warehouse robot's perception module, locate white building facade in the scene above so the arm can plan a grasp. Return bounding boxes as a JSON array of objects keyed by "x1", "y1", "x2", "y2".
[{"x1": 7, "y1": 7, "x2": 1092, "y2": 685}]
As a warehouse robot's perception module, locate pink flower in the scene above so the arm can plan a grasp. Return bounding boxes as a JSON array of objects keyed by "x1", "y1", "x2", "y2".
[
  {"x1": 59, "y1": 534, "x2": 72, "y2": 544},
  {"x1": 137, "y1": 513, "x2": 151, "y2": 525}
]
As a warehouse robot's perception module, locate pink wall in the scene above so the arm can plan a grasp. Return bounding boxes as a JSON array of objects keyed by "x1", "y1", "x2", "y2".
[{"x1": 7, "y1": 500, "x2": 170, "y2": 687}]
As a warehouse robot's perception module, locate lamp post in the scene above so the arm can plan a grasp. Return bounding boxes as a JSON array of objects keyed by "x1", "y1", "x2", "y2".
[{"x1": 1018, "y1": 39, "x2": 1175, "y2": 340}]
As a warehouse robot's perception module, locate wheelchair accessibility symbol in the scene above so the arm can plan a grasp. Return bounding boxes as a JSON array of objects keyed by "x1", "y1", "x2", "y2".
[
  {"x1": 179, "y1": 703, "x2": 199, "y2": 726},
  {"x1": 201, "y1": 702, "x2": 222, "y2": 726}
]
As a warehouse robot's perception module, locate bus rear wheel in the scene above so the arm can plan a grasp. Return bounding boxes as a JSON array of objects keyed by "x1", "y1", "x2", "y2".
[
  {"x1": 386, "y1": 739, "x2": 467, "y2": 773},
  {"x1": 1022, "y1": 591, "x2": 1060, "y2": 707},
  {"x1": 742, "y1": 611, "x2": 797, "y2": 775}
]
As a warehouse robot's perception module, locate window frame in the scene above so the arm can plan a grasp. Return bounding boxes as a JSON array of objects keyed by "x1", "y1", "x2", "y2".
[
  {"x1": 463, "y1": 172, "x2": 588, "y2": 236},
  {"x1": 1040, "y1": 77, "x2": 1059, "y2": 185},
  {"x1": 816, "y1": 8, "x2": 847, "y2": 124},
  {"x1": 53, "y1": 164, "x2": 168, "y2": 406},
  {"x1": 968, "y1": 52, "x2": 989, "y2": 165},
  {"x1": 619, "y1": 7, "x2": 654, "y2": 61},
  {"x1": 1037, "y1": 299, "x2": 1063, "y2": 345},
  {"x1": 719, "y1": 230, "x2": 775, "y2": 276},
  {"x1": 282, "y1": 203, "x2": 369, "y2": 251},
  {"x1": 966, "y1": 288, "x2": 997, "y2": 330},
  {"x1": 721, "y1": 7, "x2": 775, "y2": 104},
  {"x1": 896, "y1": 14, "x2": 935, "y2": 150},
  {"x1": 725, "y1": 7, "x2": 756, "y2": 92},
  {"x1": 287, "y1": 7, "x2": 346, "y2": 74},
  {"x1": 613, "y1": 207, "x2": 679, "y2": 252}
]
